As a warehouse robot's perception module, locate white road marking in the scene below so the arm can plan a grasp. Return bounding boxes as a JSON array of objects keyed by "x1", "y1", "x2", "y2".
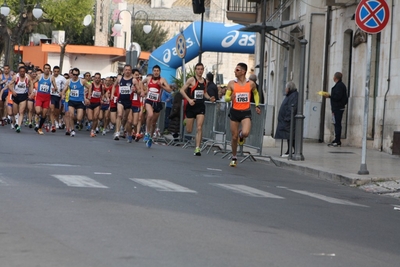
[
  {"x1": 287, "y1": 189, "x2": 368, "y2": 207},
  {"x1": 212, "y1": 184, "x2": 285, "y2": 198},
  {"x1": 207, "y1": 168, "x2": 222, "y2": 172},
  {"x1": 0, "y1": 179, "x2": 8, "y2": 186},
  {"x1": 131, "y1": 179, "x2": 197, "y2": 193},
  {"x1": 52, "y1": 175, "x2": 108, "y2": 188},
  {"x1": 311, "y1": 253, "x2": 336, "y2": 257},
  {"x1": 94, "y1": 172, "x2": 112, "y2": 175}
]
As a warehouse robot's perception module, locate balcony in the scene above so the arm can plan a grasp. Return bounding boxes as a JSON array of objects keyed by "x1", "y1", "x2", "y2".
[{"x1": 226, "y1": 0, "x2": 258, "y2": 25}]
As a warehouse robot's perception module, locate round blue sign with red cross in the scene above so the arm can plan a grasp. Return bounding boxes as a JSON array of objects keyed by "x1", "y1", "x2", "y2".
[{"x1": 355, "y1": 0, "x2": 390, "y2": 34}]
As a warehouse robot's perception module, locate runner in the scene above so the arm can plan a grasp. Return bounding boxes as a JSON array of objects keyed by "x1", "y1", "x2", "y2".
[
  {"x1": 8, "y1": 66, "x2": 33, "y2": 133},
  {"x1": 109, "y1": 76, "x2": 120, "y2": 135},
  {"x1": 87, "y1": 72, "x2": 103, "y2": 137},
  {"x1": 111, "y1": 65, "x2": 136, "y2": 141},
  {"x1": 62, "y1": 68, "x2": 91, "y2": 137},
  {"x1": 50, "y1": 66, "x2": 66, "y2": 132},
  {"x1": 0, "y1": 65, "x2": 12, "y2": 125},
  {"x1": 225, "y1": 63, "x2": 261, "y2": 167},
  {"x1": 142, "y1": 65, "x2": 173, "y2": 148},
  {"x1": 128, "y1": 68, "x2": 145, "y2": 142},
  {"x1": 99, "y1": 76, "x2": 112, "y2": 135},
  {"x1": 33, "y1": 64, "x2": 58, "y2": 135},
  {"x1": 179, "y1": 62, "x2": 215, "y2": 156}
]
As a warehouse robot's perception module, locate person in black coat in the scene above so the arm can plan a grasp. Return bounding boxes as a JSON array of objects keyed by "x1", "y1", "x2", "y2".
[
  {"x1": 168, "y1": 91, "x2": 183, "y2": 139},
  {"x1": 274, "y1": 82, "x2": 298, "y2": 157},
  {"x1": 324, "y1": 72, "x2": 348, "y2": 147}
]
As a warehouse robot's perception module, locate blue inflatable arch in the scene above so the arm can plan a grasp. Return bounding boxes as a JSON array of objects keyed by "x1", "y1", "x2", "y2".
[{"x1": 148, "y1": 21, "x2": 256, "y2": 83}]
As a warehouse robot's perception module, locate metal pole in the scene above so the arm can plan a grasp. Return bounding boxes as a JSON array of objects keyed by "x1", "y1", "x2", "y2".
[
  {"x1": 358, "y1": 34, "x2": 372, "y2": 175},
  {"x1": 179, "y1": 58, "x2": 186, "y2": 142},
  {"x1": 289, "y1": 104, "x2": 295, "y2": 160},
  {"x1": 258, "y1": 0, "x2": 267, "y2": 95},
  {"x1": 292, "y1": 39, "x2": 308, "y2": 161},
  {"x1": 198, "y1": 12, "x2": 204, "y2": 63}
]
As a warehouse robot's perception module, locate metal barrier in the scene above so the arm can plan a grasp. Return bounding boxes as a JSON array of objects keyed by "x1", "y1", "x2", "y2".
[{"x1": 153, "y1": 102, "x2": 168, "y2": 143}]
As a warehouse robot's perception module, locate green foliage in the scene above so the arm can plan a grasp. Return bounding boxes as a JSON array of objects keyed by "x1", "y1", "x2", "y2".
[
  {"x1": 132, "y1": 21, "x2": 168, "y2": 51},
  {"x1": 171, "y1": 66, "x2": 196, "y2": 89}
]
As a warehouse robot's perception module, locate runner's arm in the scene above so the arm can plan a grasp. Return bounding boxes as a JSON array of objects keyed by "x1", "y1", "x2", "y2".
[
  {"x1": 161, "y1": 78, "x2": 172, "y2": 93},
  {"x1": 179, "y1": 77, "x2": 195, "y2": 105}
]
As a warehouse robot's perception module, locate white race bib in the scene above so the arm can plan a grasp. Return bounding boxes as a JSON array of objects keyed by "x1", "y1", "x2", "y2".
[
  {"x1": 120, "y1": 86, "x2": 131, "y2": 95},
  {"x1": 70, "y1": 89, "x2": 79, "y2": 97},
  {"x1": 39, "y1": 84, "x2": 49, "y2": 93},
  {"x1": 235, "y1": 93, "x2": 249, "y2": 103},
  {"x1": 147, "y1": 87, "x2": 159, "y2": 101},
  {"x1": 194, "y1": 90, "x2": 204, "y2": 99},
  {"x1": 92, "y1": 91, "x2": 101, "y2": 98}
]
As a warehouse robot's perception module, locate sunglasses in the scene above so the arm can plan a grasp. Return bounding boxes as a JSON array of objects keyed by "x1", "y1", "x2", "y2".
[
  {"x1": 72, "y1": 73, "x2": 79, "y2": 76},
  {"x1": 235, "y1": 68, "x2": 242, "y2": 72}
]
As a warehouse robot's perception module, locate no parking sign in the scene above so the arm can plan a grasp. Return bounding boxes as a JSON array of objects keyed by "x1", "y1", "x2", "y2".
[{"x1": 355, "y1": 0, "x2": 390, "y2": 34}]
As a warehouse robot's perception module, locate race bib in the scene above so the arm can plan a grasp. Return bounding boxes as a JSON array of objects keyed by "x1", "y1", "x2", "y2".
[
  {"x1": 50, "y1": 89, "x2": 59, "y2": 96},
  {"x1": 132, "y1": 93, "x2": 138, "y2": 101},
  {"x1": 235, "y1": 93, "x2": 249, "y2": 103},
  {"x1": 92, "y1": 91, "x2": 101, "y2": 98},
  {"x1": 15, "y1": 82, "x2": 27, "y2": 94},
  {"x1": 194, "y1": 90, "x2": 204, "y2": 99},
  {"x1": 148, "y1": 92, "x2": 159, "y2": 101},
  {"x1": 120, "y1": 86, "x2": 131, "y2": 95},
  {"x1": 39, "y1": 84, "x2": 49, "y2": 93},
  {"x1": 70, "y1": 89, "x2": 79, "y2": 97}
]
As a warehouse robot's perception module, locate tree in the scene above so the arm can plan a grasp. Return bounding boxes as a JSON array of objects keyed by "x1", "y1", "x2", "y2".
[
  {"x1": 0, "y1": 0, "x2": 94, "y2": 67},
  {"x1": 132, "y1": 21, "x2": 168, "y2": 51}
]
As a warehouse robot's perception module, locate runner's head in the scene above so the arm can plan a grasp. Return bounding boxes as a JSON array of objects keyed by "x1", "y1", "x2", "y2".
[
  {"x1": 43, "y1": 64, "x2": 51, "y2": 75},
  {"x1": 132, "y1": 68, "x2": 140, "y2": 79},
  {"x1": 105, "y1": 76, "x2": 113, "y2": 86},
  {"x1": 234, "y1": 63, "x2": 247, "y2": 78},
  {"x1": 71, "y1": 68, "x2": 80, "y2": 81},
  {"x1": 195, "y1": 62, "x2": 204, "y2": 77},
  {"x1": 3, "y1": 64, "x2": 10, "y2": 74},
  {"x1": 94, "y1": 72, "x2": 101, "y2": 83},
  {"x1": 18, "y1": 65, "x2": 27, "y2": 77},
  {"x1": 53, "y1": 66, "x2": 60, "y2": 77},
  {"x1": 84, "y1": 72, "x2": 91, "y2": 81},
  {"x1": 152, "y1": 65, "x2": 161, "y2": 79},
  {"x1": 123, "y1": 64, "x2": 132, "y2": 77}
]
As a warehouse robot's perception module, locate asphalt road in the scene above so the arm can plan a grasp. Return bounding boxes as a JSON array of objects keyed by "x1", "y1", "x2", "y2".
[{"x1": 0, "y1": 126, "x2": 399, "y2": 267}]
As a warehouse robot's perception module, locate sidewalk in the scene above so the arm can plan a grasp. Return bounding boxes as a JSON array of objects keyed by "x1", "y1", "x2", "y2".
[{"x1": 258, "y1": 140, "x2": 400, "y2": 196}]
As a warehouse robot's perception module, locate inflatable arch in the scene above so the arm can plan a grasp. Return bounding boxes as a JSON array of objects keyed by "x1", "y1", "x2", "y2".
[{"x1": 148, "y1": 21, "x2": 256, "y2": 83}]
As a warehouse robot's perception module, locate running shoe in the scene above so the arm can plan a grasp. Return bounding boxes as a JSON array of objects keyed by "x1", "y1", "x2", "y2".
[
  {"x1": 70, "y1": 130, "x2": 76, "y2": 137},
  {"x1": 229, "y1": 157, "x2": 237, "y2": 167},
  {"x1": 143, "y1": 133, "x2": 150, "y2": 142},
  {"x1": 146, "y1": 138, "x2": 153, "y2": 148},
  {"x1": 102, "y1": 130, "x2": 106, "y2": 136},
  {"x1": 134, "y1": 133, "x2": 141, "y2": 142},
  {"x1": 95, "y1": 127, "x2": 99, "y2": 134},
  {"x1": 34, "y1": 125, "x2": 38, "y2": 132},
  {"x1": 127, "y1": 135, "x2": 133, "y2": 143},
  {"x1": 113, "y1": 132, "x2": 120, "y2": 141},
  {"x1": 28, "y1": 123, "x2": 33, "y2": 128},
  {"x1": 194, "y1": 147, "x2": 201, "y2": 156},
  {"x1": 15, "y1": 126, "x2": 21, "y2": 133},
  {"x1": 11, "y1": 124, "x2": 14, "y2": 129},
  {"x1": 65, "y1": 131, "x2": 70, "y2": 136},
  {"x1": 238, "y1": 130, "x2": 245, "y2": 146},
  {"x1": 90, "y1": 130, "x2": 96, "y2": 137},
  {"x1": 38, "y1": 128, "x2": 44, "y2": 135},
  {"x1": 51, "y1": 126, "x2": 56, "y2": 133}
]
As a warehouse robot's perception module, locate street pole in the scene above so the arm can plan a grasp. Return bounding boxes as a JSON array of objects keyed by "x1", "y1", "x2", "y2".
[
  {"x1": 358, "y1": 34, "x2": 372, "y2": 175},
  {"x1": 198, "y1": 11, "x2": 204, "y2": 63},
  {"x1": 292, "y1": 39, "x2": 308, "y2": 161},
  {"x1": 258, "y1": 0, "x2": 267, "y2": 96}
]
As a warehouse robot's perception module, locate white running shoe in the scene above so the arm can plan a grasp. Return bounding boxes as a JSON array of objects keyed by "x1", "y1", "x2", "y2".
[{"x1": 70, "y1": 130, "x2": 76, "y2": 137}]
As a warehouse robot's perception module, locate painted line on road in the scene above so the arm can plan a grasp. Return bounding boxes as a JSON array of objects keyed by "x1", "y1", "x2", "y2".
[
  {"x1": 212, "y1": 184, "x2": 285, "y2": 199},
  {"x1": 0, "y1": 179, "x2": 9, "y2": 186},
  {"x1": 94, "y1": 172, "x2": 112, "y2": 175},
  {"x1": 131, "y1": 179, "x2": 197, "y2": 193},
  {"x1": 207, "y1": 168, "x2": 222, "y2": 172},
  {"x1": 36, "y1": 163, "x2": 80, "y2": 167},
  {"x1": 287, "y1": 189, "x2": 368, "y2": 207},
  {"x1": 52, "y1": 175, "x2": 108, "y2": 188}
]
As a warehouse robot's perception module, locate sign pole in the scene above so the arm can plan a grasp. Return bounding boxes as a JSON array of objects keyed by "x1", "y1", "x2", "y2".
[{"x1": 358, "y1": 34, "x2": 372, "y2": 175}]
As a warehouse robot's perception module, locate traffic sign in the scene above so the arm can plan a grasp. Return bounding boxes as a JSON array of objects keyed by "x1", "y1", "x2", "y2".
[
  {"x1": 355, "y1": 0, "x2": 390, "y2": 34},
  {"x1": 175, "y1": 33, "x2": 187, "y2": 59}
]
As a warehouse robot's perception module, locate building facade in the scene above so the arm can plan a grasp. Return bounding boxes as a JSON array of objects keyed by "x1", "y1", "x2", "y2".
[{"x1": 232, "y1": 0, "x2": 398, "y2": 154}]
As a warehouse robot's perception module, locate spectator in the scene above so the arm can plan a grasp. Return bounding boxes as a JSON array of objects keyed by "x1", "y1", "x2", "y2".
[
  {"x1": 168, "y1": 91, "x2": 183, "y2": 140},
  {"x1": 161, "y1": 84, "x2": 174, "y2": 133},
  {"x1": 274, "y1": 81, "x2": 298, "y2": 157},
  {"x1": 206, "y1": 72, "x2": 219, "y2": 100}
]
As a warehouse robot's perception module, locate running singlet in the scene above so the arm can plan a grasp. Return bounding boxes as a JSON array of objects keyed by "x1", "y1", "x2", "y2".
[
  {"x1": 131, "y1": 80, "x2": 141, "y2": 107},
  {"x1": 90, "y1": 83, "x2": 102, "y2": 103},
  {"x1": 1, "y1": 74, "x2": 12, "y2": 91},
  {"x1": 37, "y1": 74, "x2": 52, "y2": 96},
  {"x1": 146, "y1": 78, "x2": 162, "y2": 102},
  {"x1": 110, "y1": 85, "x2": 119, "y2": 109},
  {"x1": 102, "y1": 85, "x2": 112, "y2": 105},
  {"x1": 14, "y1": 76, "x2": 29, "y2": 94},
  {"x1": 68, "y1": 79, "x2": 85, "y2": 102},
  {"x1": 187, "y1": 78, "x2": 206, "y2": 105},
  {"x1": 232, "y1": 79, "x2": 252, "y2": 111},
  {"x1": 51, "y1": 75, "x2": 66, "y2": 97},
  {"x1": 119, "y1": 77, "x2": 133, "y2": 102}
]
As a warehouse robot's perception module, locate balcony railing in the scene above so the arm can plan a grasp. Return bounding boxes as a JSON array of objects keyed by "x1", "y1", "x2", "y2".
[{"x1": 226, "y1": 0, "x2": 258, "y2": 25}]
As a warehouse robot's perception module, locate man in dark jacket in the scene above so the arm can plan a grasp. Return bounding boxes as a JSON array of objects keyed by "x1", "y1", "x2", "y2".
[
  {"x1": 325, "y1": 72, "x2": 348, "y2": 147},
  {"x1": 274, "y1": 81, "x2": 298, "y2": 157},
  {"x1": 206, "y1": 72, "x2": 219, "y2": 101}
]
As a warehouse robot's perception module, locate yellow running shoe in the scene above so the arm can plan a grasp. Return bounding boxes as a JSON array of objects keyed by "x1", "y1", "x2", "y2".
[{"x1": 229, "y1": 157, "x2": 237, "y2": 167}]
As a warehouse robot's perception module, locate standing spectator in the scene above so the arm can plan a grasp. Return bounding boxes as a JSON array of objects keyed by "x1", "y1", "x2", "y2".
[
  {"x1": 249, "y1": 74, "x2": 264, "y2": 104},
  {"x1": 275, "y1": 82, "x2": 298, "y2": 157},
  {"x1": 206, "y1": 72, "x2": 219, "y2": 100},
  {"x1": 168, "y1": 91, "x2": 183, "y2": 140},
  {"x1": 325, "y1": 72, "x2": 348, "y2": 147},
  {"x1": 161, "y1": 84, "x2": 174, "y2": 134}
]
